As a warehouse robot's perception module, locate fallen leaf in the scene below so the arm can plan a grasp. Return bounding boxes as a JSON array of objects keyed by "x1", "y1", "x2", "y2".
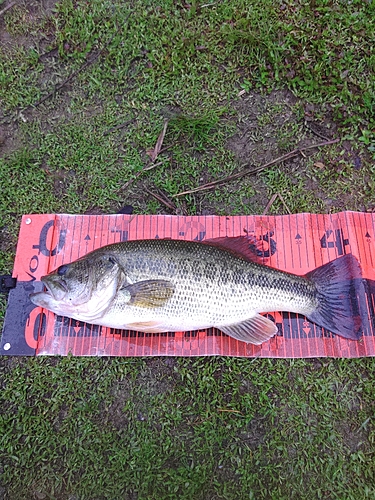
[
  {"x1": 314, "y1": 162, "x2": 325, "y2": 169},
  {"x1": 147, "y1": 120, "x2": 169, "y2": 162}
]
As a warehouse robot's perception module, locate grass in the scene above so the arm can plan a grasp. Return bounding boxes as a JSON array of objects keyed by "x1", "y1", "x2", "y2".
[
  {"x1": 1, "y1": 0, "x2": 375, "y2": 498},
  {"x1": 2, "y1": 357, "x2": 375, "y2": 499}
]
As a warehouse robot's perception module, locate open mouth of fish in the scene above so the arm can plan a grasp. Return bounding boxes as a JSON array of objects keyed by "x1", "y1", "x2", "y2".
[{"x1": 40, "y1": 277, "x2": 68, "y2": 301}]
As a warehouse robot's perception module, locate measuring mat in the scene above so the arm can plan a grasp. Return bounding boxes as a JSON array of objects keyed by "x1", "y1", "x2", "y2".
[{"x1": 1, "y1": 211, "x2": 375, "y2": 358}]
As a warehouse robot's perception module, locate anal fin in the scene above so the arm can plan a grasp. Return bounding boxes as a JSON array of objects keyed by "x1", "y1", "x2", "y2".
[
  {"x1": 125, "y1": 321, "x2": 167, "y2": 333},
  {"x1": 217, "y1": 314, "x2": 278, "y2": 345}
]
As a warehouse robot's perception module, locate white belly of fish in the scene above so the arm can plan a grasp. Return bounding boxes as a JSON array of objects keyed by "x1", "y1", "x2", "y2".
[{"x1": 96, "y1": 280, "x2": 307, "y2": 333}]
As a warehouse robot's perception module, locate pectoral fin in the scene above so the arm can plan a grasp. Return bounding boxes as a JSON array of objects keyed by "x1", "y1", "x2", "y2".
[
  {"x1": 217, "y1": 314, "x2": 278, "y2": 345},
  {"x1": 124, "y1": 279, "x2": 175, "y2": 308}
]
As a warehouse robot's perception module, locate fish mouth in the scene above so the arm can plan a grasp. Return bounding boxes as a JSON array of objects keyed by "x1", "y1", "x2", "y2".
[{"x1": 40, "y1": 276, "x2": 69, "y2": 301}]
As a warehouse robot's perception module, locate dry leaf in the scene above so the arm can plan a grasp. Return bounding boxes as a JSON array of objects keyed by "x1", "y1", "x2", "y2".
[
  {"x1": 314, "y1": 162, "x2": 325, "y2": 169},
  {"x1": 145, "y1": 120, "x2": 169, "y2": 162}
]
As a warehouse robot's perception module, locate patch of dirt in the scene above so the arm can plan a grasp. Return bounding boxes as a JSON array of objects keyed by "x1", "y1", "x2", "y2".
[
  {"x1": 103, "y1": 358, "x2": 178, "y2": 432},
  {"x1": 336, "y1": 419, "x2": 368, "y2": 454},
  {"x1": 0, "y1": 0, "x2": 61, "y2": 159},
  {"x1": 0, "y1": 1, "x2": 57, "y2": 59},
  {"x1": 227, "y1": 89, "x2": 300, "y2": 167},
  {"x1": 224, "y1": 88, "x2": 370, "y2": 214},
  {"x1": 226, "y1": 88, "x2": 340, "y2": 173},
  {"x1": 237, "y1": 413, "x2": 269, "y2": 449},
  {"x1": 134, "y1": 88, "x2": 360, "y2": 217},
  {"x1": 0, "y1": 120, "x2": 21, "y2": 159}
]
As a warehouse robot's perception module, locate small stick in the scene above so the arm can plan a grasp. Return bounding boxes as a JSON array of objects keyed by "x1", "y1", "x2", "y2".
[
  {"x1": 32, "y1": 19, "x2": 126, "y2": 108},
  {"x1": 33, "y1": 54, "x2": 100, "y2": 107},
  {"x1": 0, "y1": 2, "x2": 16, "y2": 17},
  {"x1": 262, "y1": 193, "x2": 278, "y2": 216},
  {"x1": 173, "y1": 138, "x2": 339, "y2": 197},
  {"x1": 277, "y1": 193, "x2": 292, "y2": 214},
  {"x1": 217, "y1": 408, "x2": 243, "y2": 414},
  {"x1": 263, "y1": 193, "x2": 291, "y2": 216},
  {"x1": 173, "y1": 164, "x2": 265, "y2": 197},
  {"x1": 298, "y1": 138, "x2": 339, "y2": 151},
  {"x1": 158, "y1": 143, "x2": 175, "y2": 154},
  {"x1": 305, "y1": 121, "x2": 331, "y2": 142},
  {"x1": 119, "y1": 161, "x2": 164, "y2": 191},
  {"x1": 103, "y1": 119, "x2": 133, "y2": 136},
  {"x1": 144, "y1": 187, "x2": 177, "y2": 211}
]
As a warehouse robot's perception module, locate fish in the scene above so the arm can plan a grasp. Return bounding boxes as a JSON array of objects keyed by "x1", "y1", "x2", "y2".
[{"x1": 29, "y1": 238, "x2": 363, "y2": 345}]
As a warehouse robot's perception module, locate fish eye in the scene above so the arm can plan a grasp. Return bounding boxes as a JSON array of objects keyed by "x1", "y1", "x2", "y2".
[
  {"x1": 102, "y1": 256, "x2": 117, "y2": 268},
  {"x1": 57, "y1": 264, "x2": 69, "y2": 276}
]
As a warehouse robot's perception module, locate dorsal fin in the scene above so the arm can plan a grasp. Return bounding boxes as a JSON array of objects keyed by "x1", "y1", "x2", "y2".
[{"x1": 202, "y1": 236, "x2": 265, "y2": 264}]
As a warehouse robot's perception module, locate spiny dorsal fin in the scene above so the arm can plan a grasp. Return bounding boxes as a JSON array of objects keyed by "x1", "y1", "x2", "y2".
[
  {"x1": 203, "y1": 236, "x2": 265, "y2": 264},
  {"x1": 124, "y1": 279, "x2": 174, "y2": 308},
  {"x1": 217, "y1": 314, "x2": 278, "y2": 345}
]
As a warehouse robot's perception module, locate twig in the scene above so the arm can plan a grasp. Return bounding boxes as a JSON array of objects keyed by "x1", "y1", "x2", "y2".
[
  {"x1": 173, "y1": 164, "x2": 264, "y2": 197},
  {"x1": 143, "y1": 161, "x2": 164, "y2": 172},
  {"x1": 0, "y1": 2, "x2": 16, "y2": 17},
  {"x1": 173, "y1": 138, "x2": 339, "y2": 197},
  {"x1": 277, "y1": 193, "x2": 292, "y2": 214},
  {"x1": 119, "y1": 161, "x2": 164, "y2": 191},
  {"x1": 262, "y1": 193, "x2": 291, "y2": 216},
  {"x1": 262, "y1": 193, "x2": 278, "y2": 216},
  {"x1": 32, "y1": 19, "x2": 126, "y2": 108},
  {"x1": 217, "y1": 408, "x2": 243, "y2": 414},
  {"x1": 158, "y1": 143, "x2": 175, "y2": 154},
  {"x1": 305, "y1": 121, "x2": 331, "y2": 142},
  {"x1": 297, "y1": 138, "x2": 339, "y2": 151},
  {"x1": 103, "y1": 119, "x2": 133, "y2": 136},
  {"x1": 33, "y1": 55, "x2": 98, "y2": 107},
  {"x1": 144, "y1": 187, "x2": 177, "y2": 211}
]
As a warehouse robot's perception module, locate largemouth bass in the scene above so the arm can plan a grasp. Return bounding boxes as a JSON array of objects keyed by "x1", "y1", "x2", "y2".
[{"x1": 30, "y1": 238, "x2": 363, "y2": 344}]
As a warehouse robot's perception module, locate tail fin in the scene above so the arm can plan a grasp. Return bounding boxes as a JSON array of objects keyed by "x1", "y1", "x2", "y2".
[{"x1": 305, "y1": 254, "x2": 363, "y2": 340}]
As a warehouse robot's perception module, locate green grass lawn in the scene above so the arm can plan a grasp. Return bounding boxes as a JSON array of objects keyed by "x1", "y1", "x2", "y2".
[{"x1": 1, "y1": 0, "x2": 375, "y2": 498}]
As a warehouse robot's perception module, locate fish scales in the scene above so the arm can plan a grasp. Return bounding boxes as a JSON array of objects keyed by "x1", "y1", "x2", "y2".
[
  {"x1": 30, "y1": 238, "x2": 363, "y2": 344},
  {"x1": 87, "y1": 240, "x2": 317, "y2": 329}
]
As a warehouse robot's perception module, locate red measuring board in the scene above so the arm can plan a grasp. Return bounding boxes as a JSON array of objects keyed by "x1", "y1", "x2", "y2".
[{"x1": 1, "y1": 212, "x2": 375, "y2": 357}]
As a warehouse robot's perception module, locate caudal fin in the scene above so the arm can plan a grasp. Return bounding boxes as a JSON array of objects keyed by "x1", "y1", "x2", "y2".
[{"x1": 305, "y1": 254, "x2": 363, "y2": 340}]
